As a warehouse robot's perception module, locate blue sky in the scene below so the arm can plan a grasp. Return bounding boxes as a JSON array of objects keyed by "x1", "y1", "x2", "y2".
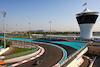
[{"x1": 0, "y1": 0, "x2": 100, "y2": 32}]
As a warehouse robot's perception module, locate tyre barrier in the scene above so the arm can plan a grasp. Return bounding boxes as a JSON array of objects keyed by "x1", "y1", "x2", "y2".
[{"x1": 8, "y1": 46, "x2": 45, "y2": 67}]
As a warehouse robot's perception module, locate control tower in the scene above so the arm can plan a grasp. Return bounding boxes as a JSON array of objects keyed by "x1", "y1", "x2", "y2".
[{"x1": 76, "y1": 8, "x2": 99, "y2": 39}]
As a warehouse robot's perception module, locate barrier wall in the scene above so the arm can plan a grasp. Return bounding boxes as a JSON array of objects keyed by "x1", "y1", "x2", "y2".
[
  {"x1": 58, "y1": 42, "x2": 89, "y2": 67},
  {"x1": 0, "y1": 47, "x2": 9, "y2": 55},
  {"x1": 67, "y1": 47, "x2": 88, "y2": 67}
]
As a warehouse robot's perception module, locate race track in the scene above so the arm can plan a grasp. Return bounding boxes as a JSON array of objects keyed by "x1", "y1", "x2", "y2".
[{"x1": 18, "y1": 44, "x2": 63, "y2": 67}]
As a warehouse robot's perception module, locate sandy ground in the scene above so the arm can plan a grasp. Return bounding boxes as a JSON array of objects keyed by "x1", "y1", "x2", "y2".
[{"x1": 85, "y1": 42, "x2": 100, "y2": 67}]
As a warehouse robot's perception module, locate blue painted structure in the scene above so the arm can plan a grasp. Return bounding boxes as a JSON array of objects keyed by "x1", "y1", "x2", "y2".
[
  {"x1": 0, "y1": 36, "x2": 86, "y2": 50},
  {"x1": 0, "y1": 36, "x2": 86, "y2": 67}
]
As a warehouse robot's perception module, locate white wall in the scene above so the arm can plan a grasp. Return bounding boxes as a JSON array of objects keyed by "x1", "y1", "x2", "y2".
[
  {"x1": 0, "y1": 47, "x2": 9, "y2": 55},
  {"x1": 79, "y1": 24, "x2": 94, "y2": 39},
  {"x1": 67, "y1": 47, "x2": 88, "y2": 67}
]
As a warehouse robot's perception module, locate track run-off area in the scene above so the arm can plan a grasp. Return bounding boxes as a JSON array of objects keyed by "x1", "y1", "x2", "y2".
[{"x1": 0, "y1": 36, "x2": 86, "y2": 67}]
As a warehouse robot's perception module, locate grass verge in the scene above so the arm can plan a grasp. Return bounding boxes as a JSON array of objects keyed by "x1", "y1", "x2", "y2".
[
  {"x1": 4, "y1": 47, "x2": 39, "y2": 60},
  {"x1": 10, "y1": 47, "x2": 34, "y2": 54}
]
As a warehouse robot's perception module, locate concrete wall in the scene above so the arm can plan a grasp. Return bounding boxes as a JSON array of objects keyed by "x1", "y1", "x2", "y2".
[
  {"x1": 79, "y1": 24, "x2": 94, "y2": 39},
  {"x1": 4, "y1": 49, "x2": 41, "y2": 63},
  {"x1": 67, "y1": 47, "x2": 88, "y2": 67},
  {"x1": 0, "y1": 47, "x2": 9, "y2": 55}
]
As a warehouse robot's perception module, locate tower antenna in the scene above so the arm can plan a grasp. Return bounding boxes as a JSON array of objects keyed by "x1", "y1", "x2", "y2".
[
  {"x1": 83, "y1": 2, "x2": 87, "y2": 8},
  {"x1": 83, "y1": 0, "x2": 87, "y2": 8}
]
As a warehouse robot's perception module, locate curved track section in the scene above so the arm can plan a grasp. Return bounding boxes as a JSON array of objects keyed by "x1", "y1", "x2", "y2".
[
  {"x1": 17, "y1": 44, "x2": 63, "y2": 67},
  {"x1": 0, "y1": 36, "x2": 67, "y2": 67},
  {"x1": 8, "y1": 46, "x2": 45, "y2": 67},
  {"x1": 7, "y1": 43, "x2": 67, "y2": 67},
  {"x1": 42, "y1": 43, "x2": 67, "y2": 67}
]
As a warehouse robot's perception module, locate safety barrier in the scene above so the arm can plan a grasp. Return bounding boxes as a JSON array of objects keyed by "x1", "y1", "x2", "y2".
[
  {"x1": 76, "y1": 58, "x2": 84, "y2": 67},
  {"x1": 89, "y1": 56, "x2": 96, "y2": 67},
  {"x1": 0, "y1": 47, "x2": 9, "y2": 55},
  {"x1": 83, "y1": 55, "x2": 95, "y2": 67},
  {"x1": 58, "y1": 42, "x2": 89, "y2": 67}
]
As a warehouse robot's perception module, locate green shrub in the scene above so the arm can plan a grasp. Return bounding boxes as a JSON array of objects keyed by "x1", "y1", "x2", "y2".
[{"x1": 0, "y1": 39, "x2": 12, "y2": 47}]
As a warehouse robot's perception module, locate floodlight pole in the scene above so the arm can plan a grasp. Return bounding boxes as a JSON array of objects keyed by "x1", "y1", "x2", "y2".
[
  {"x1": 2, "y1": 10, "x2": 6, "y2": 48},
  {"x1": 6, "y1": 24, "x2": 8, "y2": 32},
  {"x1": 49, "y1": 21, "x2": 51, "y2": 40},
  {"x1": 16, "y1": 24, "x2": 17, "y2": 32},
  {"x1": 29, "y1": 22, "x2": 30, "y2": 37},
  {"x1": 16, "y1": 24, "x2": 17, "y2": 37}
]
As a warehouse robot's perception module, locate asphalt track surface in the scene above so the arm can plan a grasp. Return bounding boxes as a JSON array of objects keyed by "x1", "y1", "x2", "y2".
[
  {"x1": 17, "y1": 43, "x2": 76, "y2": 67},
  {"x1": 17, "y1": 44, "x2": 63, "y2": 67},
  {"x1": 50, "y1": 42, "x2": 77, "y2": 56}
]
